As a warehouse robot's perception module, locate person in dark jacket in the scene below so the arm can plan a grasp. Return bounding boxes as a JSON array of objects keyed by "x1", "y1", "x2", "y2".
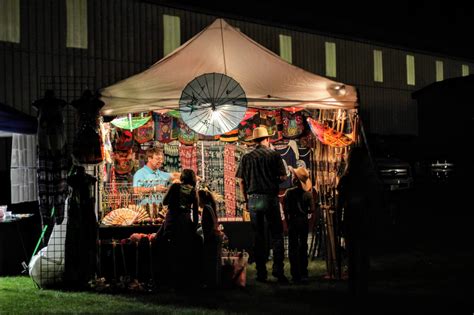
[
  {"x1": 337, "y1": 146, "x2": 380, "y2": 297},
  {"x1": 283, "y1": 166, "x2": 315, "y2": 283}
]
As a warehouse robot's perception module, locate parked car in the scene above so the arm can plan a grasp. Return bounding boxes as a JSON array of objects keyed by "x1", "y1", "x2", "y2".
[
  {"x1": 375, "y1": 157, "x2": 414, "y2": 191},
  {"x1": 415, "y1": 159, "x2": 456, "y2": 184}
]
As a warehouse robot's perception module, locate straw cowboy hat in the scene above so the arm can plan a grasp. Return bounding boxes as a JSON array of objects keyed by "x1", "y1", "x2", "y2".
[
  {"x1": 291, "y1": 166, "x2": 312, "y2": 192},
  {"x1": 247, "y1": 126, "x2": 275, "y2": 141}
]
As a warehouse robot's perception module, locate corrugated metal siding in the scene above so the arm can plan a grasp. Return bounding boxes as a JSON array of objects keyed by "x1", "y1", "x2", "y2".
[{"x1": 1, "y1": 0, "x2": 474, "y2": 138}]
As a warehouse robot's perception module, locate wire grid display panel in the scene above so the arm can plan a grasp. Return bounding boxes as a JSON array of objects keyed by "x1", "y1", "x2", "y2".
[{"x1": 100, "y1": 183, "x2": 166, "y2": 226}]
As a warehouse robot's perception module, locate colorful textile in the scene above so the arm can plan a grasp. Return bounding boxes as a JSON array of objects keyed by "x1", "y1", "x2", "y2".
[
  {"x1": 154, "y1": 114, "x2": 175, "y2": 143},
  {"x1": 258, "y1": 110, "x2": 282, "y2": 143},
  {"x1": 219, "y1": 129, "x2": 239, "y2": 142},
  {"x1": 223, "y1": 144, "x2": 236, "y2": 217},
  {"x1": 282, "y1": 110, "x2": 304, "y2": 139},
  {"x1": 201, "y1": 143, "x2": 225, "y2": 217},
  {"x1": 234, "y1": 145, "x2": 248, "y2": 217},
  {"x1": 179, "y1": 145, "x2": 198, "y2": 175},
  {"x1": 178, "y1": 120, "x2": 198, "y2": 145},
  {"x1": 114, "y1": 149, "x2": 134, "y2": 175},
  {"x1": 171, "y1": 118, "x2": 181, "y2": 140},
  {"x1": 114, "y1": 129, "x2": 134, "y2": 151},
  {"x1": 133, "y1": 117, "x2": 154, "y2": 144},
  {"x1": 238, "y1": 118, "x2": 257, "y2": 143},
  {"x1": 307, "y1": 117, "x2": 353, "y2": 148}
]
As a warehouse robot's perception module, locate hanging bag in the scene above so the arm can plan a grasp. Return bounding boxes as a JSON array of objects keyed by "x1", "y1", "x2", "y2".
[
  {"x1": 133, "y1": 117, "x2": 154, "y2": 144},
  {"x1": 282, "y1": 110, "x2": 304, "y2": 139}
]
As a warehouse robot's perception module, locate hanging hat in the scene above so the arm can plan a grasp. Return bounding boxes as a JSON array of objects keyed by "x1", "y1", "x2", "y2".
[
  {"x1": 247, "y1": 126, "x2": 275, "y2": 141},
  {"x1": 292, "y1": 167, "x2": 312, "y2": 192}
]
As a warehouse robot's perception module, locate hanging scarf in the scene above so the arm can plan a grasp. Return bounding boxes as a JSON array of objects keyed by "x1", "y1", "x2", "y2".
[
  {"x1": 163, "y1": 142, "x2": 181, "y2": 173},
  {"x1": 179, "y1": 145, "x2": 198, "y2": 175},
  {"x1": 223, "y1": 144, "x2": 236, "y2": 217}
]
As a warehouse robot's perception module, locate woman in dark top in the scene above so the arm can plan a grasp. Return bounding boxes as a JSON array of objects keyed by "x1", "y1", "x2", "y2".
[
  {"x1": 198, "y1": 188, "x2": 222, "y2": 288},
  {"x1": 162, "y1": 169, "x2": 200, "y2": 289}
]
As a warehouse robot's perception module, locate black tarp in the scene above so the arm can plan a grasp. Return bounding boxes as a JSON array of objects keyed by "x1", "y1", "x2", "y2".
[{"x1": 0, "y1": 102, "x2": 37, "y2": 134}]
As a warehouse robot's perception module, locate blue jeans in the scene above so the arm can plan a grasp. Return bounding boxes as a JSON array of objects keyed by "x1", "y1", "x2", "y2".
[{"x1": 248, "y1": 194, "x2": 285, "y2": 279}]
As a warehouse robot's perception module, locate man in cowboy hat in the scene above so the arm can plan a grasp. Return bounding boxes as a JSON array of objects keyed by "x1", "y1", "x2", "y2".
[
  {"x1": 283, "y1": 166, "x2": 315, "y2": 283},
  {"x1": 236, "y1": 126, "x2": 288, "y2": 283}
]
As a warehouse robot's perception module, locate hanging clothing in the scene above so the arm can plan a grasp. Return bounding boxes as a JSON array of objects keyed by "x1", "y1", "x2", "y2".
[
  {"x1": 274, "y1": 144, "x2": 296, "y2": 190},
  {"x1": 34, "y1": 91, "x2": 69, "y2": 242},
  {"x1": 32, "y1": 91, "x2": 67, "y2": 152},
  {"x1": 297, "y1": 147, "x2": 313, "y2": 170},
  {"x1": 70, "y1": 90, "x2": 104, "y2": 164},
  {"x1": 64, "y1": 165, "x2": 97, "y2": 289}
]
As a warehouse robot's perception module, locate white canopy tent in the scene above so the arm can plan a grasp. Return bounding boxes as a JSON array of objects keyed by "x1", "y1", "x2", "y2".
[{"x1": 100, "y1": 19, "x2": 358, "y2": 116}]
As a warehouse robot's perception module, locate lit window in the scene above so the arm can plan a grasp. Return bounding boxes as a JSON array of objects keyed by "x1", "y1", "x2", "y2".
[
  {"x1": 406, "y1": 55, "x2": 415, "y2": 86},
  {"x1": 66, "y1": 0, "x2": 88, "y2": 49},
  {"x1": 163, "y1": 15, "x2": 181, "y2": 56},
  {"x1": 373, "y1": 50, "x2": 383, "y2": 82},
  {"x1": 279, "y1": 34, "x2": 292, "y2": 64},
  {"x1": 435, "y1": 60, "x2": 444, "y2": 82},
  {"x1": 0, "y1": 0, "x2": 20, "y2": 43},
  {"x1": 325, "y1": 42, "x2": 337, "y2": 77},
  {"x1": 462, "y1": 64, "x2": 469, "y2": 76}
]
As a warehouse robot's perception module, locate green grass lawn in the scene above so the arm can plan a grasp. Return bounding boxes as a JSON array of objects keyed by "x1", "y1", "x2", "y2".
[{"x1": 0, "y1": 259, "x2": 341, "y2": 315}]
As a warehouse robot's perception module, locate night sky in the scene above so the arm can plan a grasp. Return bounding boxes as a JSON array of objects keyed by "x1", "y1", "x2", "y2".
[{"x1": 157, "y1": 0, "x2": 474, "y2": 60}]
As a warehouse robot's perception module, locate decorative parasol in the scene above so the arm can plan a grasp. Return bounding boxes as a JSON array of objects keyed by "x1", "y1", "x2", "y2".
[
  {"x1": 111, "y1": 114, "x2": 151, "y2": 131},
  {"x1": 179, "y1": 73, "x2": 247, "y2": 136}
]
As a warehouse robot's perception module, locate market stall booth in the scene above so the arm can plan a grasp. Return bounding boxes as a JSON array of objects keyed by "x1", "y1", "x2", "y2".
[
  {"x1": 96, "y1": 18, "x2": 359, "y2": 284},
  {"x1": 29, "y1": 19, "x2": 359, "y2": 289}
]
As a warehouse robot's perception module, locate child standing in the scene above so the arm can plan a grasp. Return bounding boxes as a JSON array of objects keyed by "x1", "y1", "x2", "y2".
[
  {"x1": 198, "y1": 188, "x2": 222, "y2": 288},
  {"x1": 283, "y1": 166, "x2": 315, "y2": 283}
]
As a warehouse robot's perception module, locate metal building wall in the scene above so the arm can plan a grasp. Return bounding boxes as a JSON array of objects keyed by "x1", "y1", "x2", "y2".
[{"x1": 1, "y1": 0, "x2": 474, "y2": 137}]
